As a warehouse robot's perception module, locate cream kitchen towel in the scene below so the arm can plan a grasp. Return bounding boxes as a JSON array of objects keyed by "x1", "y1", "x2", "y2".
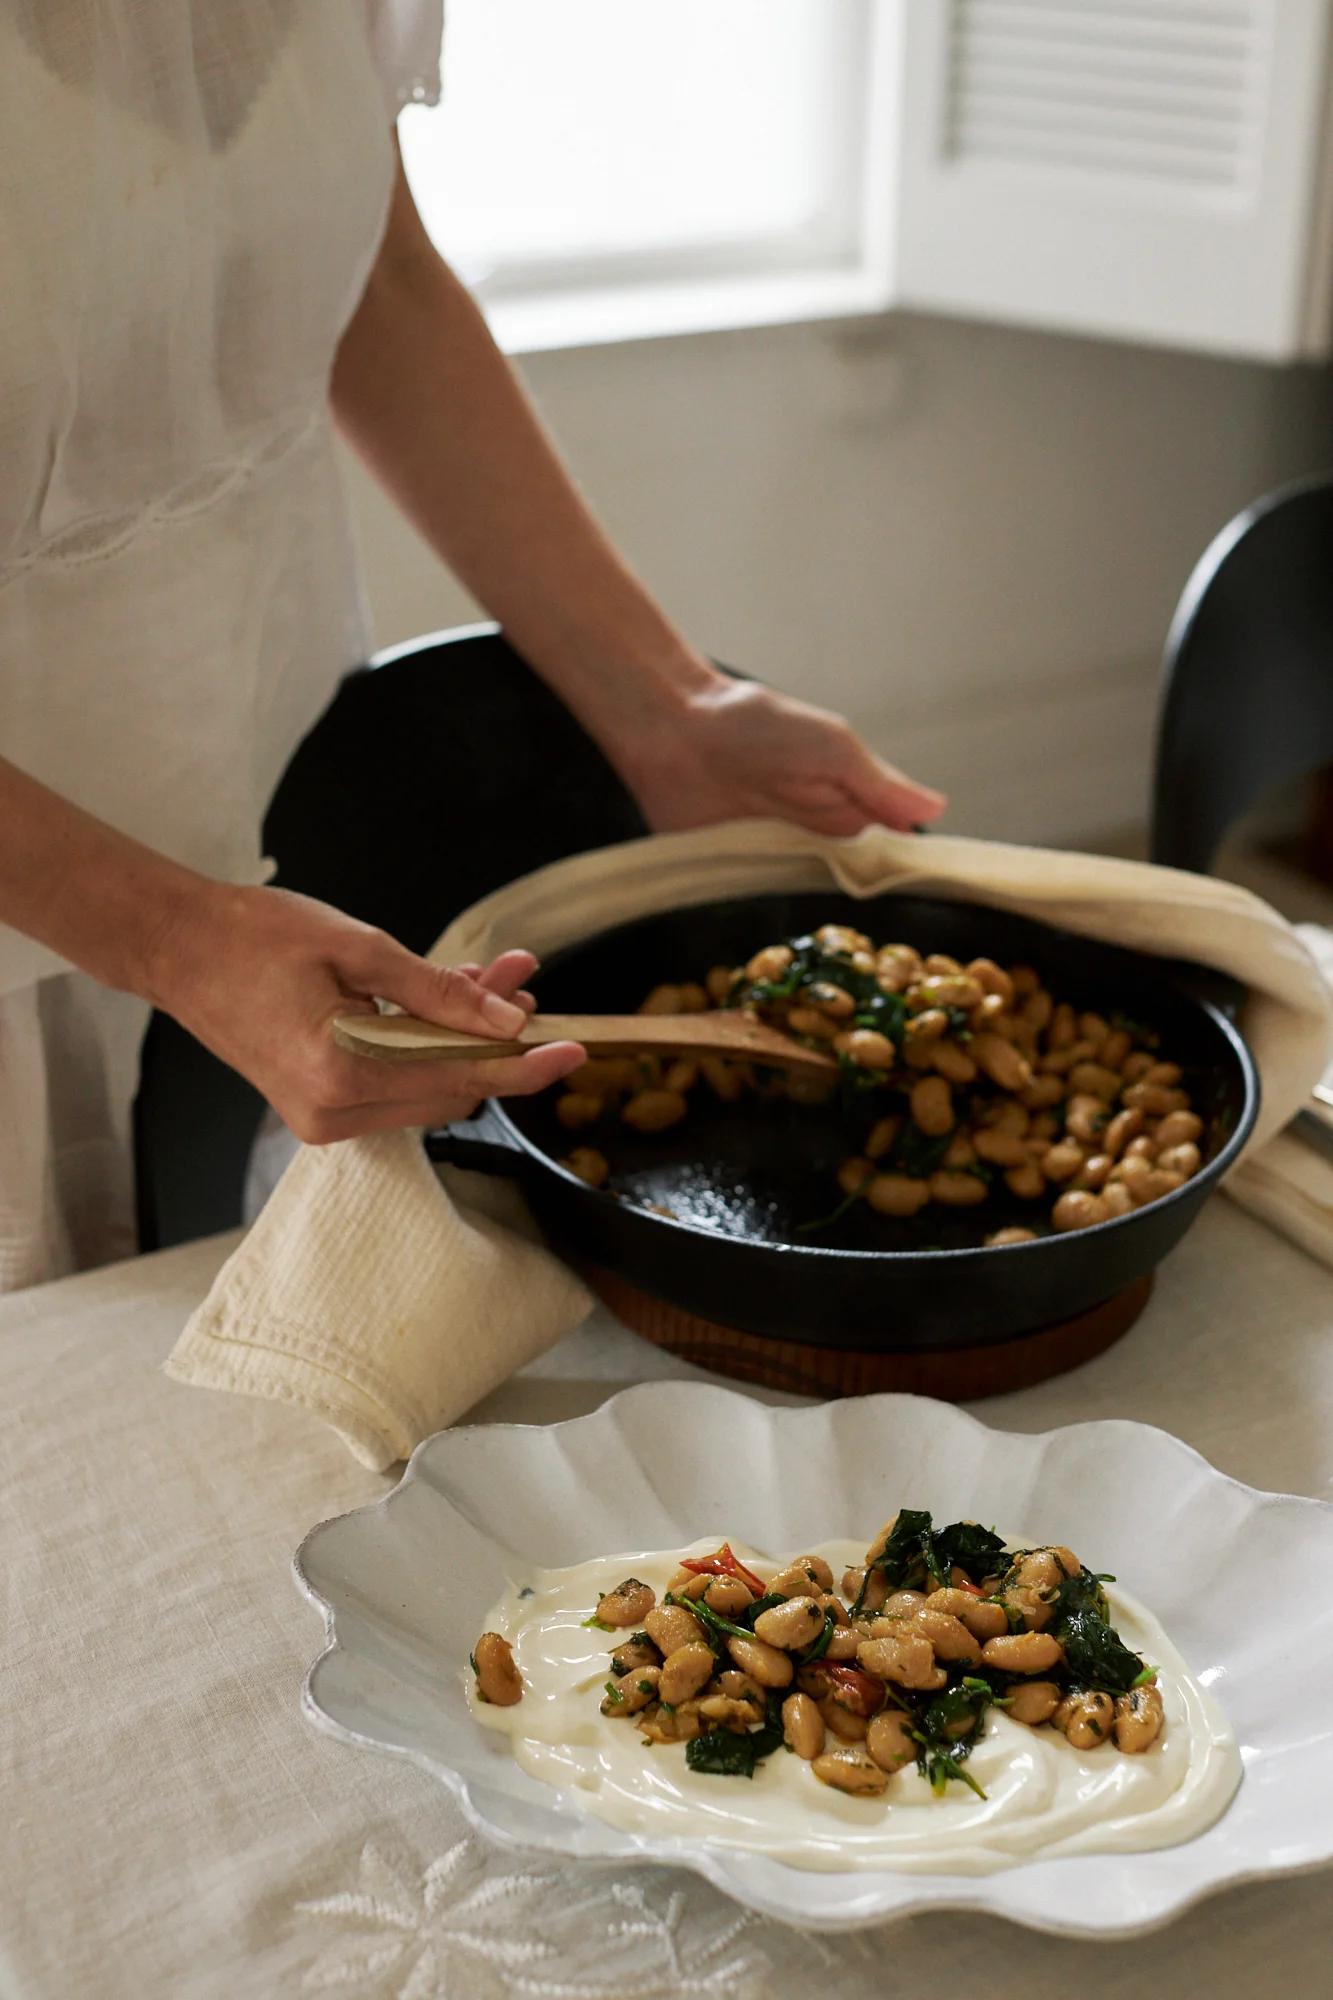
[
  {"x1": 1223, "y1": 922, "x2": 1333, "y2": 1268},
  {"x1": 167, "y1": 822, "x2": 1333, "y2": 1468},
  {"x1": 166, "y1": 1132, "x2": 593, "y2": 1469}
]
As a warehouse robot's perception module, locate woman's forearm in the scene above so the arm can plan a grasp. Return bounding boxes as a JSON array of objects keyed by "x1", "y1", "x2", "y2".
[
  {"x1": 0, "y1": 756, "x2": 202, "y2": 1001},
  {"x1": 331, "y1": 154, "x2": 722, "y2": 768},
  {"x1": 0, "y1": 754, "x2": 585, "y2": 1137}
]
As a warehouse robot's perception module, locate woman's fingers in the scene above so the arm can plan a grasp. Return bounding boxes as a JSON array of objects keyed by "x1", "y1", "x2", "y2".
[
  {"x1": 450, "y1": 954, "x2": 537, "y2": 1012},
  {"x1": 478, "y1": 948, "x2": 538, "y2": 989},
  {"x1": 787, "y1": 791, "x2": 880, "y2": 839},
  {"x1": 762, "y1": 716, "x2": 946, "y2": 838},
  {"x1": 310, "y1": 928, "x2": 578, "y2": 1138},
  {"x1": 460, "y1": 950, "x2": 538, "y2": 993},
  {"x1": 474, "y1": 949, "x2": 540, "y2": 1013},
  {"x1": 341, "y1": 931, "x2": 530, "y2": 1038},
  {"x1": 844, "y1": 743, "x2": 947, "y2": 831},
  {"x1": 324, "y1": 1039, "x2": 585, "y2": 1134},
  {"x1": 389, "y1": 1038, "x2": 584, "y2": 1108}
]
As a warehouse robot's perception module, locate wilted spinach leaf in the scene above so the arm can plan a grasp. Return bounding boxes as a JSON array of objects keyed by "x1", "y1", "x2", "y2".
[
  {"x1": 685, "y1": 1731, "x2": 758, "y2": 1777},
  {"x1": 685, "y1": 1693, "x2": 786, "y2": 1779},
  {"x1": 865, "y1": 1508, "x2": 935, "y2": 1587},
  {"x1": 1058, "y1": 1610, "x2": 1145, "y2": 1693},
  {"x1": 1053, "y1": 1566, "x2": 1110, "y2": 1621},
  {"x1": 1051, "y1": 1566, "x2": 1144, "y2": 1692},
  {"x1": 799, "y1": 1611, "x2": 837, "y2": 1664},
  {"x1": 863, "y1": 1510, "x2": 1006, "y2": 1596},
  {"x1": 905, "y1": 1675, "x2": 998, "y2": 1799},
  {"x1": 742, "y1": 1592, "x2": 788, "y2": 1629},
  {"x1": 929, "y1": 1521, "x2": 1007, "y2": 1585}
]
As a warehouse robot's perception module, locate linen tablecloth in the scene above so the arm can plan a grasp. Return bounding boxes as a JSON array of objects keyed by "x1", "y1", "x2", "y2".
[{"x1": 3, "y1": 1209, "x2": 1333, "y2": 1999}]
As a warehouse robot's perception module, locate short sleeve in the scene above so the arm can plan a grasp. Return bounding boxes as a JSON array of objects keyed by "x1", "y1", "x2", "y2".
[{"x1": 362, "y1": 0, "x2": 444, "y2": 116}]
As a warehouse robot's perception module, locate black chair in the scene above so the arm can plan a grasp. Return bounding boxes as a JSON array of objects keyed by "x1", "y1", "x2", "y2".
[
  {"x1": 1150, "y1": 472, "x2": 1333, "y2": 873},
  {"x1": 133, "y1": 625, "x2": 647, "y2": 1251}
]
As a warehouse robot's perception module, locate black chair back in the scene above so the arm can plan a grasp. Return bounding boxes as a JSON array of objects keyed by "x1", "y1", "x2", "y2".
[{"x1": 1151, "y1": 474, "x2": 1333, "y2": 873}]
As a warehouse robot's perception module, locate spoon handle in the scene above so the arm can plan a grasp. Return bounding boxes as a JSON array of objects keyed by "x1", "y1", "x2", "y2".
[{"x1": 331, "y1": 1010, "x2": 835, "y2": 1074}]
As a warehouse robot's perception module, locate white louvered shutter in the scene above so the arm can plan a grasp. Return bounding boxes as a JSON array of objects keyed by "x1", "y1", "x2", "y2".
[{"x1": 891, "y1": 0, "x2": 1333, "y2": 359}]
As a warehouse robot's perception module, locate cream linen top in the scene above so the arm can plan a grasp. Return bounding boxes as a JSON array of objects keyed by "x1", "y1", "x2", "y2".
[{"x1": 0, "y1": 0, "x2": 443, "y2": 1288}]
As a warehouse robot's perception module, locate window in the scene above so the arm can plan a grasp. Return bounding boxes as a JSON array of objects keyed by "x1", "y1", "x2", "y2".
[
  {"x1": 399, "y1": 0, "x2": 895, "y2": 351},
  {"x1": 400, "y1": 0, "x2": 1333, "y2": 362}
]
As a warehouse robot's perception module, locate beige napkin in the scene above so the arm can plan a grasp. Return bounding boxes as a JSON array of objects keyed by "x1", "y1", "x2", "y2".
[
  {"x1": 1223, "y1": 922, "x2": 1333, "y2": 1267},
  {"x1": 167, "y1": 822, "x2": 1333, "y2": 1468}
]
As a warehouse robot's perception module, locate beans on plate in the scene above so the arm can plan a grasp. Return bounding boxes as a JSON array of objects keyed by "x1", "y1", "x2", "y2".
[{"x1": 470, "y1": 1516, "x2": 1165, "y2": 1800}]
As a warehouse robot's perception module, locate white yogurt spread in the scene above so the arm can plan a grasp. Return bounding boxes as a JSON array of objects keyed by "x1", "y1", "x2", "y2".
[{"x1": 467, "y1": 1538, "x2": 1240, "y2": 1874}]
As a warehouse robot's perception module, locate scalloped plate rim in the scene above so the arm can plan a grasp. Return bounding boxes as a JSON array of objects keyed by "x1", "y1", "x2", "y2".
[{"x1": 293, "y1": 1381, "x2": 1333, "y2": 1938}]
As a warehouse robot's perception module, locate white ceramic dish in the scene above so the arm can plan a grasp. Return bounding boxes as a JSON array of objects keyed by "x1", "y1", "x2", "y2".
[{"x1": 294, "y1": 1383, "x2": 1333, "y2": 1937}]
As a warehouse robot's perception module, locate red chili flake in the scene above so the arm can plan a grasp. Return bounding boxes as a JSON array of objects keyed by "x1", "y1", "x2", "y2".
[
  {"x1": 678, "y1": 1543, "x2": 766, "y2": 1596},
  {"x1": 820, "y1": 1664, "x2": 888, "y2": 1716}
]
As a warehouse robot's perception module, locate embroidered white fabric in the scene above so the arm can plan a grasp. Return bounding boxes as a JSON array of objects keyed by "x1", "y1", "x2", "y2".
[
  {"x1": 293, "y1": 1833, "x2": 879, "y2": 1997},
  {"x1": 0, "y1": 0, "x2": 441, "y2": 1284}
]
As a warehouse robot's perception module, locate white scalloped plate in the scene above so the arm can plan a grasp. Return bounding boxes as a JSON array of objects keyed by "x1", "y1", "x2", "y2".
[{"x1": 294, "y1": 1384, "x2": 1333, "y2": 1937}]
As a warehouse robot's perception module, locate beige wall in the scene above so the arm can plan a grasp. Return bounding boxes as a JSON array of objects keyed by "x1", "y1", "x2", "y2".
[{"x1": 344, "y1": 310, "x2": 1333, "y2": 849}]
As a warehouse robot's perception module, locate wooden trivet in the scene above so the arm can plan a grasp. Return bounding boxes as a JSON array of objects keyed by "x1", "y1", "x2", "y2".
[{"x1": 580, "y1": 1268, "x2": 1154, "y2": 1401}]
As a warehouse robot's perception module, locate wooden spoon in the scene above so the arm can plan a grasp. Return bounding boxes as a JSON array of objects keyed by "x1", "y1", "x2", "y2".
[{"x1": 331, "y1": 1010, "x2": 837, "y2": 1076}]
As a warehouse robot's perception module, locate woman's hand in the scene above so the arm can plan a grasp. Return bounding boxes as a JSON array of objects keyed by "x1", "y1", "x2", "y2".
[
  {"x1": 335, "y1": 164, "x2": 944, "y2": 847},
  {"x1": 149, "y1": 883, "x2": 584, "y2": 1143},
  {"x1": 612, "y1": 678, "x2": 947, "y2": 839}
]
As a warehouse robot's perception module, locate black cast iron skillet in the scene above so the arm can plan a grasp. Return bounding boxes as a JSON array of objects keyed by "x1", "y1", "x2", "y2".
[{"x1": 426, "y1": 893, "x2": 1258, "y2": 1353}]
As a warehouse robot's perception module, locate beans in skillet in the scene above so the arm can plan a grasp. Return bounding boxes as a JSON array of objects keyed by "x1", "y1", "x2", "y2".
[{"x1": 555, "y1": 923, "x2": 1205, "y2": 1245}]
